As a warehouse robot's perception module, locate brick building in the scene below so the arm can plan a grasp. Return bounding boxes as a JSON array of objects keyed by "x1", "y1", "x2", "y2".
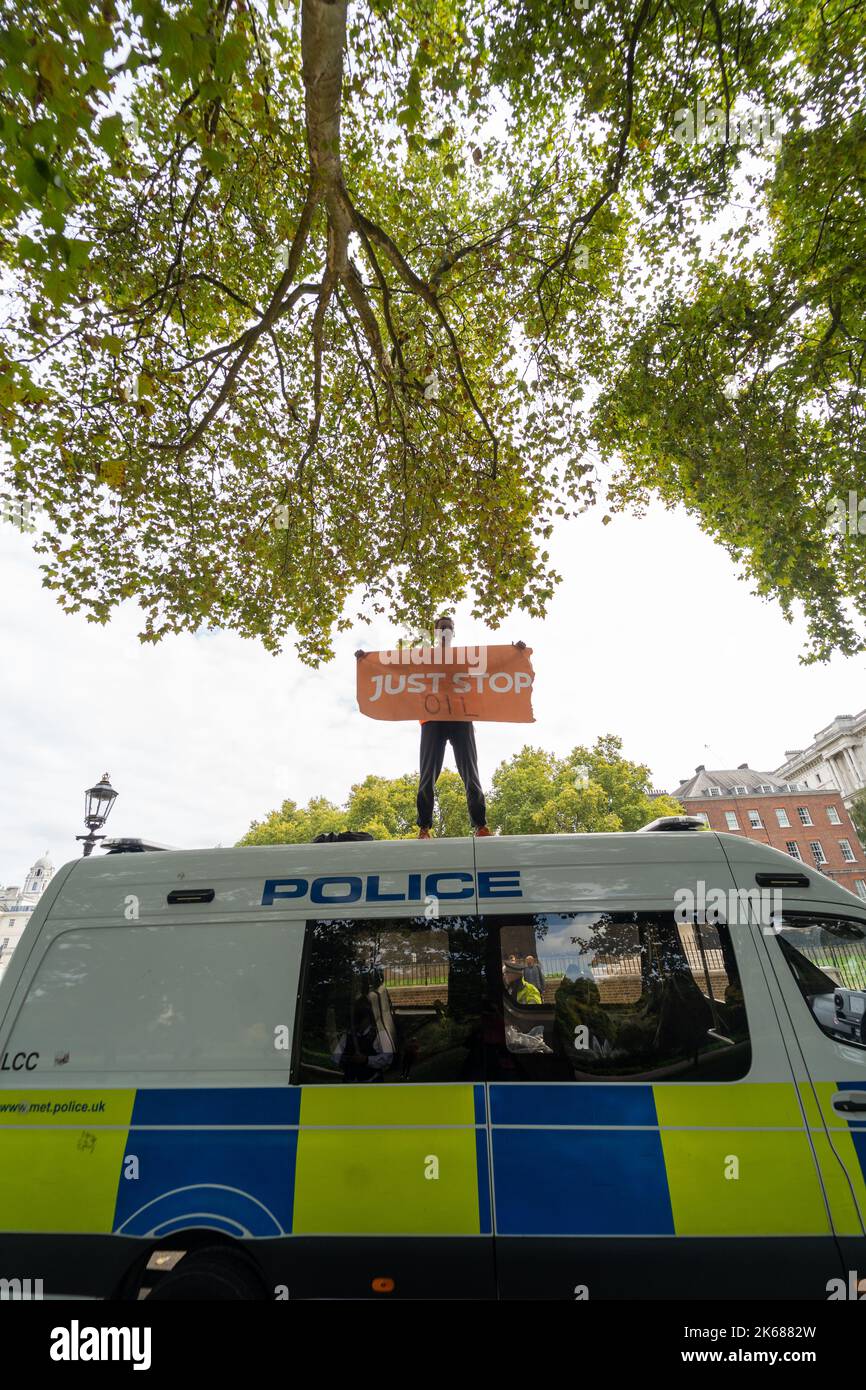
[{"x1": 672, "y1": 764, "x2": 866, "y2": 901}]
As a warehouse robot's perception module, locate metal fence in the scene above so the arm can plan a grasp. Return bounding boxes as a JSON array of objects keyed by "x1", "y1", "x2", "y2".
[
  {"x1": 801, "y1": 943, "x2": 866, "y2": 991},
  {"x1": 543, "y1": 942, "x2": 866, "y2": 990},
  {"x1": 382, "y1": 962, "x2": 448, "y2": 988},
  {"x1": 539, "y1": 946, "x2": 727, "y2": 980},
  {"x1": 381, "y1": 941, "x2": 866, "y2": 993}
]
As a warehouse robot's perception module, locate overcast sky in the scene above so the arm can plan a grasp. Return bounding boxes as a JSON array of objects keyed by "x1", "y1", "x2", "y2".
[{"x1": 1, "y1": 501, "x2": 863, "y2": 886}]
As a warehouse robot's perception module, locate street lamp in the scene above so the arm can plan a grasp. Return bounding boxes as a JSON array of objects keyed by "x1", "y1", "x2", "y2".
[{"x1": 77, "y1": 773, "x2": 118, "y2": 857}]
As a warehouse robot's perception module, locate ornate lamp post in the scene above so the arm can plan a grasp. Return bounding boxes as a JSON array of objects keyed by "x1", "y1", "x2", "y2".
[{"x1": 77, "y1": 773, "x2": 118, "y2": 857}]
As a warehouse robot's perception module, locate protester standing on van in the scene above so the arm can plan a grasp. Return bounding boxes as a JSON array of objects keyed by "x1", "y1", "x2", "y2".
[
  {"x1": 356, "y1": 616, "x2": 525, "y2": 838},
  {"x1": 415, "y1": 616, "x2": 492, "y2": 839}
]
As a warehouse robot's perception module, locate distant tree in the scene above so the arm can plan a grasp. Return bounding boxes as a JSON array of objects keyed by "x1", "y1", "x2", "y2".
[
  {"x1": 240, "y1": 794, "x2": 345, "y2": 845},
  {"x1": 487, "y1": 735, "x2": 683, "y2": 835},
  {"x1": 239, "y1": 769, "x2": 470, "y2": 843},
  {"x1": 238, "y1": 734, "x2": 681, "y2": 843},
  {"x1": 848, "y1": 792, "x2": 866, "y2": 853}
]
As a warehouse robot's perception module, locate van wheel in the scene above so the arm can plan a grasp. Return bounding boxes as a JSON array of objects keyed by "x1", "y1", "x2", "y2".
[{"x1": 145, "y1": 1248, "x2": 268, "y2": 1301}]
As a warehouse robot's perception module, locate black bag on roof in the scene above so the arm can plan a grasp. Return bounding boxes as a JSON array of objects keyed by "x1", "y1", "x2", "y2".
[{"x1": 312, "y1": 831, "x2": 375, "y2": 843}]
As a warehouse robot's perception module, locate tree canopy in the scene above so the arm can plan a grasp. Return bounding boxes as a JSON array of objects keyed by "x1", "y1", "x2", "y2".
[
  {"x1": 2, "y1": 1, "x2": 865, "y2": 661},
  {"x1": 237, "y1": 733, "x2": 683, "y2": 840},
  {"x1": 848, "y1": 790, "x2": 866, "y2": 849}
]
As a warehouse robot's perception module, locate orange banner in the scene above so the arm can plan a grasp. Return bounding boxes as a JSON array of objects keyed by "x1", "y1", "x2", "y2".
[{"x1": 356, "y1": 645, "x2": 535, "y2": 722}]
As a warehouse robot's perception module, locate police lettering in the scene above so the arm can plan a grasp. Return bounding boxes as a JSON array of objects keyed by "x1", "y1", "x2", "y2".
[{"x1": 261, "y1": 869, "x2": 522, "y2": 906}]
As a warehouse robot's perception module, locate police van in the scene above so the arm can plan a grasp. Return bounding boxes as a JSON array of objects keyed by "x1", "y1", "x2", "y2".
[{"x1": 1, "y1": 826, "x2": 865, "y2": 1301}]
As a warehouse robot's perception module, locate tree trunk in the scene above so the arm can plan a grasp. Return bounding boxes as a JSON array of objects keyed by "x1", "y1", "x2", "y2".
[{"x1": 302, "y1": 0, "x2": 351, "y2": 267}]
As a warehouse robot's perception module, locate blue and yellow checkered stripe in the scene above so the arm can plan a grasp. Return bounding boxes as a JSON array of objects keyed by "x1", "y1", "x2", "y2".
[
  {"x1": 1, "y1": 1081, "x2": 865, "y2": 1239},
  {"x1": 489, "y1": 1082, "x2": 855, "y2": 1236},
  {"x1": 0, "y1": 1084, "x2": 489, "y2": 1238}
]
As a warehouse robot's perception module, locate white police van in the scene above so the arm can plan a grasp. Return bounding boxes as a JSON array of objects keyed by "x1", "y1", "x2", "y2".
[{"x1": 1, "y1": 825, "x2": 865, "y2": 1300}]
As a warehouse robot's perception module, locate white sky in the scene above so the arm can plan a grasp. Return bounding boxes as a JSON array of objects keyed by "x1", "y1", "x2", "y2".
[{"x1": 1, "y1": 501, "x2": 863, "y2": 887}]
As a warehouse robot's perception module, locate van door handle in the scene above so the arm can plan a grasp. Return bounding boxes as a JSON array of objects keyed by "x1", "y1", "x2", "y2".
[{"x1": 832, "y1": 1091, "x2": 866, "y2": 1114}]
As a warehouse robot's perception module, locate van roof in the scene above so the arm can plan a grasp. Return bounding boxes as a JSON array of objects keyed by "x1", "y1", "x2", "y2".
[
  {"x1": 57, "y1": 829, "x2": 733, "y2": 880},
  {"x1": 36, "y1": 831, "x2": 861, "y2": 916}
]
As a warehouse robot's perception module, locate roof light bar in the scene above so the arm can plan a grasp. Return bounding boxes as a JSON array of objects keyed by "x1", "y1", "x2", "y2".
[{"x1": 637, "y1": 816, "x2": 708, "y2": 833}]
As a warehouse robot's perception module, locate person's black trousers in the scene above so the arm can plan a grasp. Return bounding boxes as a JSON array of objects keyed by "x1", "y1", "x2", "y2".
[{"x1": 417, "y1": 720, "x2": 487, "y2": 830}]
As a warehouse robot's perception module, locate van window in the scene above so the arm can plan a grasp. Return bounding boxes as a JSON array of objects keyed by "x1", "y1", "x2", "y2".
[
  {"x1": 775, "y1": 912, "x2": 866, "y2": 1049},
  {"x1": 296, "y1": 915, "x2": 486, "y2": 1083},
  {"x1": 4, "y1": 925, "x2": 296, "y2": 1074},
  {"x1": 488, "y1": 911, "x2": 751, "y2": 1082}
]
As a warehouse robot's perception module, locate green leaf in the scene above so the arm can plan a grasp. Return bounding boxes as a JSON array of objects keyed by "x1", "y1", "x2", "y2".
[{"x1": 95, "y1": 113, "x2": 124, "y2": 155}]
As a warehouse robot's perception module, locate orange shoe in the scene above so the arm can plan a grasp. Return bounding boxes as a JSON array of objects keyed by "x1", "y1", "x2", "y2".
[
  {"x1": 418, "y1": 828, "x2": 432, "y2": 839},
  {"x1": 474, "y1": 826, "x2": 492, "y2": 837}
]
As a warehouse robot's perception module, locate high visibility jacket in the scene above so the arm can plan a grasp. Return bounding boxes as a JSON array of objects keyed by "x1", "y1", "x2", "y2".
[{"x1": 517, "y1": 977, "x2": 543, "y2": 1006}]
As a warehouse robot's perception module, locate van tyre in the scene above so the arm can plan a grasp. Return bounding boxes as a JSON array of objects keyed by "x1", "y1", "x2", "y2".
[{"x1": 145, "y1": 1248, "x2": 268, "y2": 1301}]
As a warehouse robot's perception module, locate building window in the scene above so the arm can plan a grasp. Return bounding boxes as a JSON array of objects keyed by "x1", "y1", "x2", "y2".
[
  {"x1": 788, "y1": 782, "x2": 803, "y2": 791},
  {"x1": 776, "y1": 809, "x2": 791, "y2": 828},
  {"x1": 758, "y1": 784, "x2": 774, "y2": 793},
  {"x1": 707, "y1": 786, "x2": 722, "y2": 797},
  {"x1": 786, "y1": 842, "x2": 802, "y2": 860},
  {"x1": 827, "y1": 806, "x2": 841, "y2": 825},
  {"x1": 809, "y1": 841, "x2": 827, "y2": 866},
  {"x1": 840, "y1": 840, "x2": 856, "y2": 862},
  {"x1": 798, "y1": 807, "x2": 813, "y2": 826},
  {"x1": 725, "y1": 811, "x2": 739, "y2": 830},
  {"x1": 693, "y1": 812, "x2": 709, "y2": 825},
  {"x1": 856, "y1": 881, "x2": 866, "y2": 900},
  {"x1": 748, "y1": 810, "x2": 763, "y2": 829},
  {"x1": 733, "y1": 784, "x2": 748, "y2": 795}
]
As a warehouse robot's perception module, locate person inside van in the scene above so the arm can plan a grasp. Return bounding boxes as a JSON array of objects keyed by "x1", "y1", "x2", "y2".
[
  {"x1": 503, "y1": 958, "x2": 543, "y2": 1007},
  {"x1": 335, "y1": 992, "x2": 395, "y2": 1082},
  {"x1": 522, "y1": 954, "x2": 546, "y2": 997}
]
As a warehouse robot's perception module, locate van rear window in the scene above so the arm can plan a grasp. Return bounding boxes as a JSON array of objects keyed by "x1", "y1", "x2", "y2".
[{"x1": 4, "y1": 924, "x2": 296, "y2": 1076}]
